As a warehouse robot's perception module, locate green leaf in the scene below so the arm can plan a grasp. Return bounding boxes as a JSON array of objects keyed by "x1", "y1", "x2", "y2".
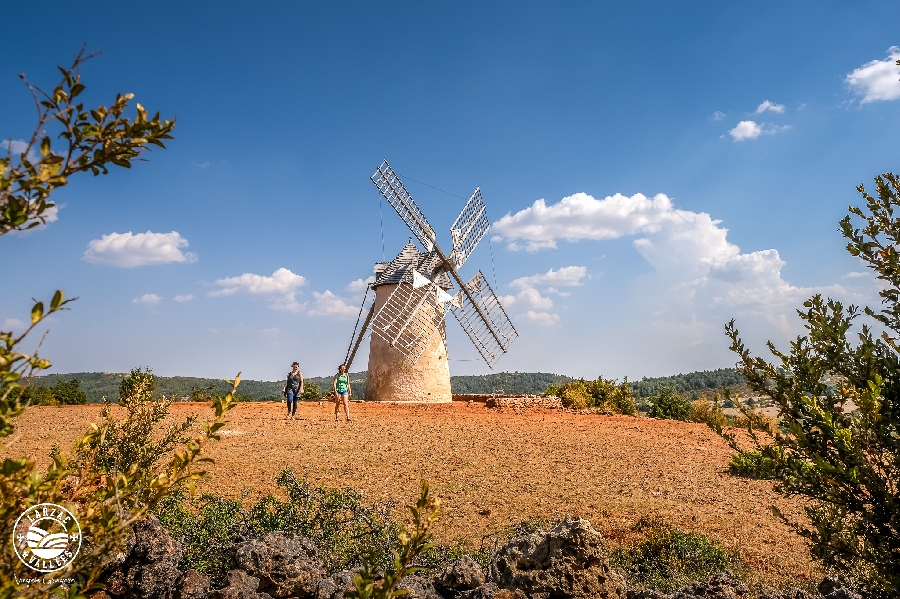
[{"x1": 31, "y1": 301, "x2": 44, "y2": 324}]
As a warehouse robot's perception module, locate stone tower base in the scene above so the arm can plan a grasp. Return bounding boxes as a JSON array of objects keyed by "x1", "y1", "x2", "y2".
[{"x1": 365, "y1": 284, "x2": 452, "y2": 403}]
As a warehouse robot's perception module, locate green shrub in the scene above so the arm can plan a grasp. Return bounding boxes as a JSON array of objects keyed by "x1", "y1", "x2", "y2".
[
  {"x1": 611, "y1": 517, "x2": 731, "y2": 591},
  {"x1": 156, "y1": 468, "x2": 403, "y2": 585},
  {"x1": 546, "y1": 377, "x2": 637, "y2": 414},
  {"x1": 721, "y1": 172, "x2": 900, "y2": 597},
  {"x1": 647, "y1": 386, "x2": 694, "y2": 421},
  {"x1": 302, "y1": 381, "x2": 322, "y2": 400},
  {"x1": 51, "y1": 378, "x2": 88, "y2": 405},
  {"x1": 119, "y1": 366, "x2": 158, "y2": 405},
  {"x1": 691, "y1": 397, "x2": 728, "y2": 428},
  {"x1": 18, "y1": 384, "x2": 57, "y2": 406},
  {"x1": 729, "y1": 450, "x2": 777, "y2": 479}
]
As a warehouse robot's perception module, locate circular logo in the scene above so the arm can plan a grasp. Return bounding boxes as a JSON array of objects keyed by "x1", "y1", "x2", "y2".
[{"x1": 12, "y1": 503, "x2": 81, "y2": 572}]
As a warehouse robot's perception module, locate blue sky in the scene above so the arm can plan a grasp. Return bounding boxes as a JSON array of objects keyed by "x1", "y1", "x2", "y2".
[{"x1": 2, "y1": 1, "x2": 899, "y2": 381}]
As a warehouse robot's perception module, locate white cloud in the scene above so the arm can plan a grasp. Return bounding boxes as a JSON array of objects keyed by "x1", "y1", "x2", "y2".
[
  {"x1": 308, "y1": 291, "x2": 358, "y2": 319},
  {"x1": 347, "y1": 276, "x2": 376, "y2": 293},
  {"x1": 173, "y1": 294, "x2": 194, "y2": 302},
  {"x1": 519, "y1": 311, "x2": 559, "y2": 326},
  {"x1": 501, "y1": 287, "x2": 554, "y2": 310},
  {"x1": 2, "y1": 318, "x2": 25, "y2": 331},
  {"x1": 209, "y1": 268, "x2": 308, "y2": 312},
  {"x1": 493, "y1": 191, "x2": 857, "y2": 322},
  {"x1": 133, "y1": 293, "x2": 162, "y2": 305},
  {"x1": 729, "y1": 120, "x2": 762, "y2": 140},
  {"x1": 260, "y1": 327, "x2": 280, "y2": 337},
  {"x1": 83, "y1": 231, "x2": 198, "y2": 267},
  {"x1": 842, "y1": 271, "x2": 869, "y2": 279},
  {"x1": 510, "y1": 266, "x2": 587, "y2": 289},
  {"x1": 847, "y1": 47, "x2": 900, "y2": 104},
  {"x1": 1, "y1": 139, "x2": 41, "y2": 163},
  {"x1": 728, "y1": 120, "x2": 791, "y2": 141},
  {"x1": 712, "y1": 111, "x2": 726, "y2": 121},
  {"x1": 756, "y1": 100, "x2": 785, "y2": 114}
]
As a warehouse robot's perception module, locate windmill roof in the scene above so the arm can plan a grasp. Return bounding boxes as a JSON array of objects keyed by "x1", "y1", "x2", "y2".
[{"x1": 373, "y1": 240, "x2": 454, "y2": 290}]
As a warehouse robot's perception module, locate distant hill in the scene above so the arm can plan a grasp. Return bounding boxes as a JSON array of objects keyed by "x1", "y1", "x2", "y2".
[
  {"x1": 31, "y1": 368, "x2": 744, "y2": 403},
  {"x1": 30, "y1": 370, "x2": 573, "y2": 403},
  {"x1": 629, "y1": 368, "x2": 747, "y2": 399}
]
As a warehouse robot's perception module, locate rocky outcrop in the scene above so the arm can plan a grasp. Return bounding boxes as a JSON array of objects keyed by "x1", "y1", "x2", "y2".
[
  {"x1": 233, "y1": 532, "x2": 326, "y2": 598},
  {"x1": 435, "y1": 556, "x2": 486, "y2": 595},
  {"x1": 95, "y1": 514, "x2": 864, "y2": 599},
  {"x1": 209, "y1": 570, "x2": 273, "y2": 599},
  {"x1": 488, "y1": 515, "x2": 625, "y2": 599},
  {"x1": 100, "y1": 515, "x2": 184, "y2": 599}
]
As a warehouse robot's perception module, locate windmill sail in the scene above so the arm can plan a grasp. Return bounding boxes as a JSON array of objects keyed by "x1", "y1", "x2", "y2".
[
  {"x1": 448, "y1": 270, "x2": 518, "y2": 368},
  {"x1": 449, "y1": 187, "x2": 490, "y2": 269},
  {"x1": 371, "y1": 160, "x2": 437, "y2": 252},
  {"x1": 371, "y1": 281, "x2": 446, "y2": 364}
]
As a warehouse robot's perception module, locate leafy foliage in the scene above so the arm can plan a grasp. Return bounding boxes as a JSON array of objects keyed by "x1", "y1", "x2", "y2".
[
  {"x1": 691, "y1": 397, "x2": 728, "y2": 429},
  {"x1": 728, "y1": 450, "x2": 777, "y2": 480},
  {"x1": 646, "y1": 386, "x2": 694, "y2": 421},
  {"x1": 720, "y1": 172, "x2": 900, "y2": 597},
  {"x1": 610, "y1": 517, "x2": 731, "y2": 591},
  {"x1": 545, "y1": 376, "x2": 637, "y2": 414},
  {"x1": 118, "y1": 366, "x2": 158, "y2": 405},
  {"x1": 1, "y1": 47, "x2": 174, "y2": 234},
  {"x1": 15, "y1": 377, "x2": 89, "y2": 405},
  {"x1": 302, "y1": 380, "x2": 322, "y2": 400},
  {"x1": 156, "y1": 468, "x2": 403, "y2": 585},
  {"x1": 348, "y1": 480, "x2": 440, "y2": 599}
]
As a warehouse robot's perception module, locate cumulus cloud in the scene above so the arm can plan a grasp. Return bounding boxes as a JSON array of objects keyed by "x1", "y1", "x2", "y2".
[
  {"x1": 499, "y1": 266, "x2": 587, "y2": 321},
  {"x1": 729, "y1": 120, "x2": 791, "y2": 141},
  {"x1": 83, "y1": 231, "x2": 198, "y2": 267},
  {"x1": 173, "y1": 294, "x2": 194, "y2": 302},
  {"x1": 2, "y1": 318, "x2": 25, "y2": 331},
  {"x1": 510, "y1": 266, "x2": 587, "y2": 289},
  {"x1": 209, "y1": 268, "x2": 308, "y2": 312},
  {"x1": 347, "y1": 276, "x2": 375, "y2": 293},
  {"x1": 519, "y1": 311, "x2": 559, "y2": 326},
  {"x1": 308, "y1": 291, "x2": 358, "y2": 319},
  {"x1": 756, "y1": 100, "x2": 785, "y2": 114},
  {"x1": 847, "y1": 47, "x2": 900, "y2": 104},
  {"x1": 493, "y1": 191, "x2": 856, "y2": 325},
  {"x1": 1, "y1": 139, "x2": 41, "y2": 163},
  {"x1": 133, "y1": 293, "x2": 162, "y2": 305},
  {"x1": 712, "y1": 111, "x2": 726, "y2": 121}
]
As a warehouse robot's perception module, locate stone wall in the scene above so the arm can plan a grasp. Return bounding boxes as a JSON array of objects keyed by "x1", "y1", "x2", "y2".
[{"x1": 452, "y1": 394, "x2": 564, "y2": 409}]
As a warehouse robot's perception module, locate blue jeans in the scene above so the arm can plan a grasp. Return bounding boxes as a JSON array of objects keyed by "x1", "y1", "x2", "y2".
[{"x1": 286, "y1": 391, "x2": 300, "y2": 415}]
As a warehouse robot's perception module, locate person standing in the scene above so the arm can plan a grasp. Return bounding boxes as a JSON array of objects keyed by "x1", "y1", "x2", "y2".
[
  {"x1": 332, "y1": 364, "x2": 351, "y2": 422},
  {"x1": 282, "y1": 362, "x2": 304, "y2": 420}
]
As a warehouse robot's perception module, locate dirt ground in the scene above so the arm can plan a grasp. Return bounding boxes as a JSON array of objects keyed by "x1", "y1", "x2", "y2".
[{"x1": 5, "y1": 400, "x2": 815, "y2": 585}]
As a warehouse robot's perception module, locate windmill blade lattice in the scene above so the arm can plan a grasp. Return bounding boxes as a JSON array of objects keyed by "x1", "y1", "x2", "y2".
[
  {"x1": 371, "y1": 281, "x2": 446, "y2": 364},
  {"x1": 371, "y1": 160, "x2": 437, "y2": 251},
  {"x1": 450, "y1": 187, "x2": 489, "y2": 269},
  {"x1": 448, "y1": 270, "x2": 518, "y2": 368}
]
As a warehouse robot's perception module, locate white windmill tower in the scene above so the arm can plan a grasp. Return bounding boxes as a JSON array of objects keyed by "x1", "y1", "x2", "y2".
[{"x1": 344, "y1": 160, "x2": 518, "y2": 403}]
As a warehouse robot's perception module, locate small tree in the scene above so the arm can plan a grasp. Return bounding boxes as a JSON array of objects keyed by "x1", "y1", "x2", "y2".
[
  {"x1": 724, "y1": 172, "x2": 900, "y2": 597},
  {"x1": 647, "y1": 386, "x2": 694, "y2": 421},
  {"x1": 52, "y1": 378, "x2": 88, "y2": 405},
  {"x1": 302, "y1": 381, "x2": 322, "y2": 400}
]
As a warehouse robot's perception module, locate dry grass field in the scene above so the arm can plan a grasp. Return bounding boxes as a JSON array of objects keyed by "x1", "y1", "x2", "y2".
[{"x1": 4, "y1": 400, "x2": 816, "y2": 586}]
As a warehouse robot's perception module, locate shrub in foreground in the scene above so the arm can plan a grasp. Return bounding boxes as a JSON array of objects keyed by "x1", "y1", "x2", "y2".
[
  {"x1": 720, "y1": 172, "x2": 900, "y2": 597},
  {"x1": 610, "y1": 517, "x2": 731, "y2": 591},
  {"x1": 729, "y1": 450, "x2": 777, "y2": 479},
  {"x1": 691, "y1": 397, "x2": 728, "y2": 428}
]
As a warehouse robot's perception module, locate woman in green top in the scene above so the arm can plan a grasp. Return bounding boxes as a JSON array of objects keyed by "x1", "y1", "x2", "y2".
[{"x1": 332, "y1": 364, "x2": 352, "y2": 422}]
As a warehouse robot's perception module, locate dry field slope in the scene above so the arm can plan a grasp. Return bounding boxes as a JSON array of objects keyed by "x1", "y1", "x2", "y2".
[{"x1": 7, "y1": 401, "x2": 813, "y2": 583}]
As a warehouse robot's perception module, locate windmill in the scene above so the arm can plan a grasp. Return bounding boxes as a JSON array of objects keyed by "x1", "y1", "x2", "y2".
[{"x1": 344, "y1": 160, "x2": 518, "y2": 403}]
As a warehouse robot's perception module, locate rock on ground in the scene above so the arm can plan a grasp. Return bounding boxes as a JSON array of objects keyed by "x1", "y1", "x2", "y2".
[
  {"x1": 435, "y1": 556, "x2": 486, "y2": 594},
  {"x1": 100, "y1": 515, "x2": 184, "y2": 599},
  {"x1": 209, "y1": 570, "x2": 274, "y2": 599},
  {"x1": 489, "y1": 515, "x2": 625, "y2": 599},
  {"x1": 233, "y1": 532, "x2": 326, "y2": 599},
  {"x1": 315, "y1": 570, "x2": 356, "y2": 599}
]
